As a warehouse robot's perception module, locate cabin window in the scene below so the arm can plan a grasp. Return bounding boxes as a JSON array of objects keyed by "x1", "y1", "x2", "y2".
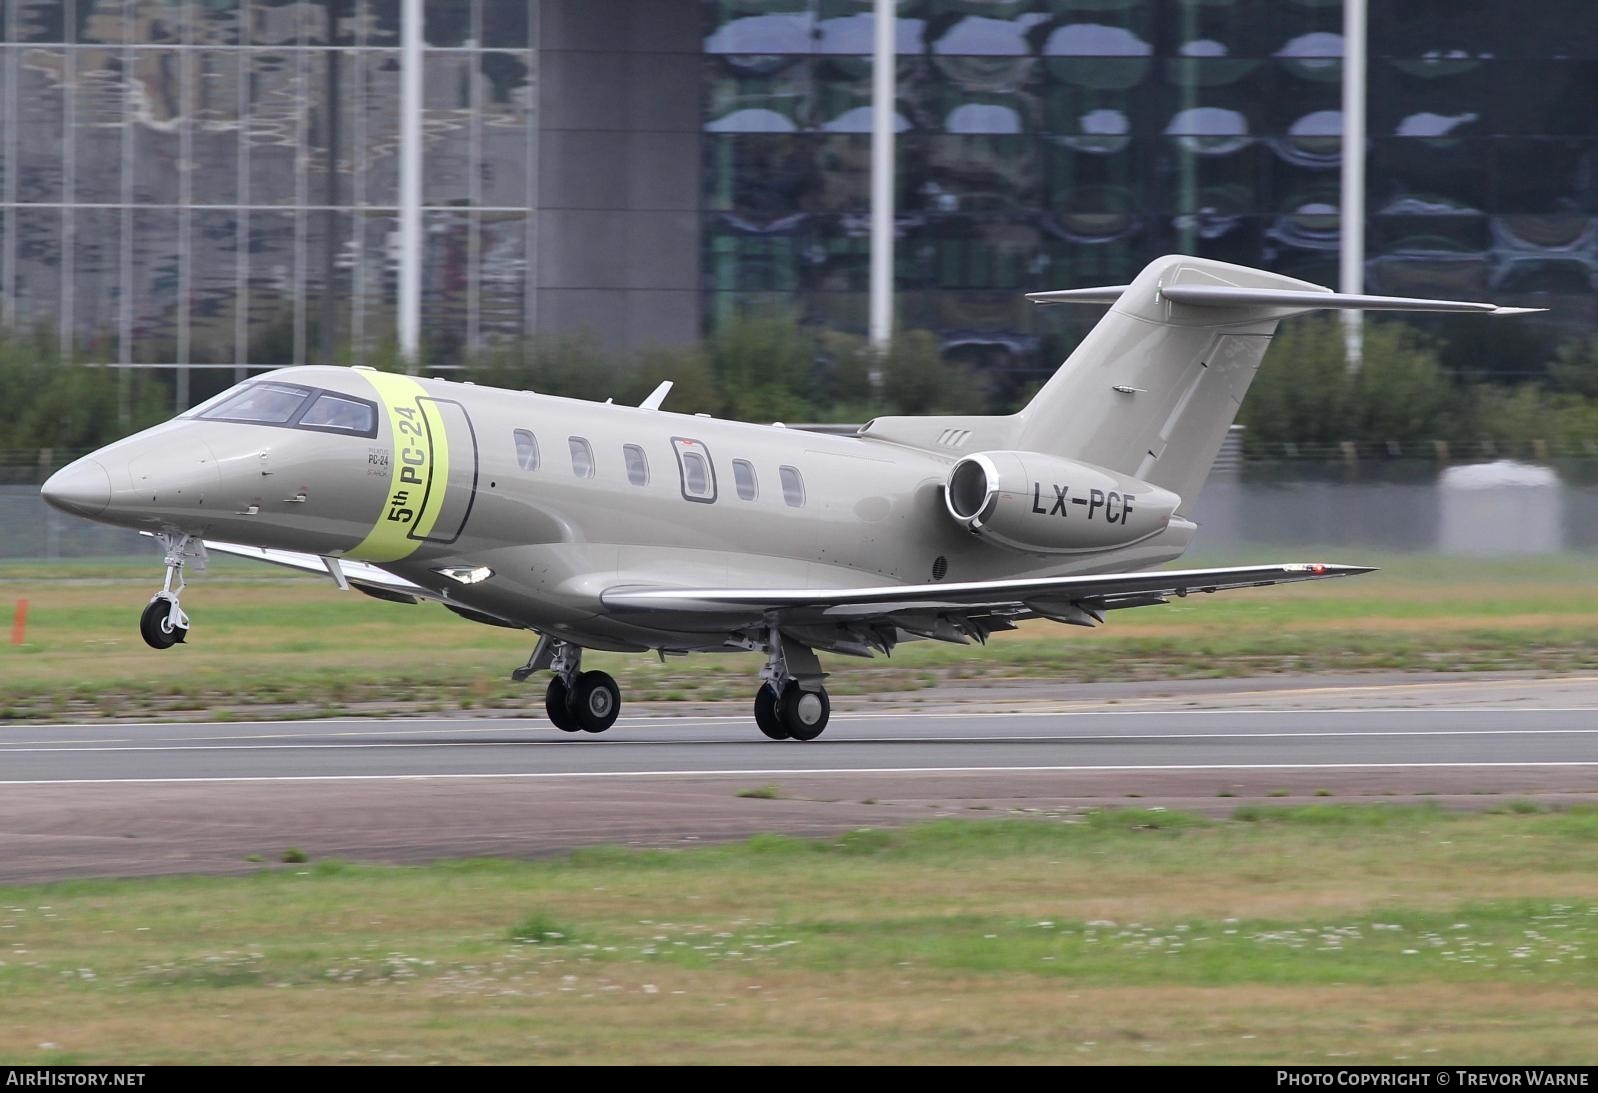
[
  {"x1": 671, "y1": 437, "x2": 717, "y2": 503},
  {"x1": 779, "y1": 465, "x2": 806, "y2": 508},
  {"x1": 513, "y1": 429, "x2": 540, "y2": 471},
  {"x1": 568, "y1": 436, "x2": 595, "y2": 479},
  {"x1": 623, "y1": 444, "x2": 649, "y2": 486},
  {"x1": 298, "y1": 394, "x2": 378, "y2": 436},
  {"x1": 732, "y1": 459, "x2": 758, "y2": 501}
]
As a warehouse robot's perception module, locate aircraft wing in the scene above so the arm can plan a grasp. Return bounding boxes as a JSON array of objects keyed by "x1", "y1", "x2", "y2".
[
  {"x1": 601, "y1": 562, "x2": 1373, "y2": 635},
  {"x1": 201, "y1": 540, "x2": 438, "y2": 605}
]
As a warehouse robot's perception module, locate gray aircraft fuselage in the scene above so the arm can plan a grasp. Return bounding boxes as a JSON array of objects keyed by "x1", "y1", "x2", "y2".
[{"x1": 52, "y1": 364, "x2": 1192, "y2": 653}]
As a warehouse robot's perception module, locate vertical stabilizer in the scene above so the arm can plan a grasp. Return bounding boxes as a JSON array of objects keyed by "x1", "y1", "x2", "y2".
[{"x1": 1012, "y1": 255, "x2": 1325, "y2": 510}]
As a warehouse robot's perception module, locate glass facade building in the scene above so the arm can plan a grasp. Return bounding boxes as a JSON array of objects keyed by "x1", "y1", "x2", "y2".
[
  {"x1": 704, "y1": 0, "x2": 1598, "y2": 386},
  {"x1": 0, "y1": 0, "x2": 543, "y2": 406},
  {"x1": 1, "y1": 0, "x2": 1594, "y2": 409}
]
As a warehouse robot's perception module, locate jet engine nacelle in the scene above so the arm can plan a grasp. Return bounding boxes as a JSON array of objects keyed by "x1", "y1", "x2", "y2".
[{"x1": 944, "y1": 451, "x2": 1180, "y2": 554}]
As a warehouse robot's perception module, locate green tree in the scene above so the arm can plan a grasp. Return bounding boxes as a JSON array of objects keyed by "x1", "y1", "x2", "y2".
[
  {"x1": 1236, "y1": 316, "x2": 1354, "y2": 450},
  {"x1": 0, "y1": 333, "x2": 167, "y2": 453},
  {"x1": 1547, "y1": 337, "x2": 1598, "y2": 399},
  {"x1": 1348, "y1": 322, "x2": 1459, "y2": 443},
  {"x1": 880, "y1": 330, "x2": 988, "y2": 416}
]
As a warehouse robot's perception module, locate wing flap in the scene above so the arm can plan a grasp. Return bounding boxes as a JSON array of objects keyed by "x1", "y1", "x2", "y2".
[{"x1": 601, "y1": 562, "x2": 1373, "y2": 620}]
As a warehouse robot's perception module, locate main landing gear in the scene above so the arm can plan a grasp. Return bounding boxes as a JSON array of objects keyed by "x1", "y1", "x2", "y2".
[
  {"x1": 514, "y1": 635, "x2": 620, "y2": 734},
  {"x1": 752, "y1": 627, "x2": 830, "y2": 742},
  {"x1": 512, "y1": 628, "x2": 832, "y2": 742},
  {"x1": 140, "y1": 534, "x2": 203, "y2": 650}
]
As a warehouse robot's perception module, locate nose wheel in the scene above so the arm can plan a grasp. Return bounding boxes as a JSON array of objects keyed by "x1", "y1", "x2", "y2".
[{"x1": 139, "y1": 534, "x2": 202, "y2": 650}]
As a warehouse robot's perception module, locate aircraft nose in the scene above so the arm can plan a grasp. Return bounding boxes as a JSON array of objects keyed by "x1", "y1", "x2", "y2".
[{"x1": 41, "y1": 458, "x2": 112, "y2": 518}]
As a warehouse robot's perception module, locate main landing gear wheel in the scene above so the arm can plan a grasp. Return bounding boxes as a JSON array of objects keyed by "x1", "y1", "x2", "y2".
[
  {"x1": 544, "y1": 677, "x2": 582, "y2": 733},
  {"x1": 778, "y1": 681, "x2": 829, "y2": 742},
  {"x1": 754, "y1": 686, "x2": 789, "y2": 740},
  {"x1": 139, "y1": 598, "x2": 187, "y2": 650},
  {"x1": 572, "y1": 671, "x2": 620, "y2": 733}
]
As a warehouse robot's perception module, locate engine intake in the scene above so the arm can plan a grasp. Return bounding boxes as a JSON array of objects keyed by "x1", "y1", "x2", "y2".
[{"x1": 944, "y1": 450, "x2": 1180, "y2": 554}]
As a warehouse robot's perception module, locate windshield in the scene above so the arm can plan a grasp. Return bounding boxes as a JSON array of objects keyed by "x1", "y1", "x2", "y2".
[
  {"x1": 198, "y1": 382, "x2": 313, "y2": 424},
  {"x1": 298, "y1": 393, "x2": 377, "y2": 435},
  {"x1": 193, "y1": 381, "x2": 378, "y2": 438}
]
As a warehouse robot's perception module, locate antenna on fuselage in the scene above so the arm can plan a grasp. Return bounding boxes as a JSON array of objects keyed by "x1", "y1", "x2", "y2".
[{"x1": 639, "y1": 381, "x2": 674, "y2": 411}]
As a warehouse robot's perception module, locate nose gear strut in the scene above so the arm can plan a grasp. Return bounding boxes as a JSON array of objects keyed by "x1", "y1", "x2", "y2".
[{"x1": 140, "y1": 533, "x2": 206, "y2": 650}]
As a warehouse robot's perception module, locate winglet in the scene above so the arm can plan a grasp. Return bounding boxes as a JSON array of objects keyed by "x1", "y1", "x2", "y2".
[{"x1": 640, "y1": 380, "x2": 673, "y2": 410}]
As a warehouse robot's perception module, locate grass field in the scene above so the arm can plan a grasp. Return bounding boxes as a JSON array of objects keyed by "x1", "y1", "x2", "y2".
[
  {"x1": 2, "y1": 806, "x2": 1596, "y2": 1064},
  {"x1": 1, "y1": 552, "x2": 1595, "y2": 722}
]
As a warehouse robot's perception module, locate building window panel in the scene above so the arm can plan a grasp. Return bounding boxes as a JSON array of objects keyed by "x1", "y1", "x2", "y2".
[
  {"x1": 191, "y1": 49, "x2": 244, "y2": 206},
  {"x1": 1492, "y1": 61, "x2": 1598, "y2": 139},
  {"x1": 16, "y1": 47, "x2": 67, "y2": 203},
  {"x1": 477, "y1": 51, "x2": 532, "y2": 207},
  {"x1": 14, "y1": 1, "x2": 68, "y2": 43},
  {"x1": 1367, "y1": 138, "x2": 1490, "y2": 216},
  {"x1": 243, "y1": 51, "x2": 304, "y2": 207},
  {"x1": 72, "y1": 48, "x2": 128, "y2": 204},
  {"x1": 423, "y1": 0, "x2": 474, "y2": 48},
  {"x1": 13, "y1": 206, "x2": 62, "y2": 335},
  {"x1": 350, "y1": 211, "x2": 400, "y2": 362},
  {"x1": 129, "y1": 49, "x2": 189, "y2": 206},
  {"x1": 706, "y1": 55, "x2": 813, "y2": 133},
  {"x1": 705, "y1": 7, "x2": 814, "y2": 56},
  {"x1": 1490, "y1": 139, "x2": 1598, "y2": 215},
  {"x1": 421, "y1": 208, "x2": 470, "y2": 363},
  {"x1": 72, "y1": 206, "x2": 124, "y2": 360},
  {"x1": 249, "y1": 0, "x2": 305, "y2": 48},
  {"x1": 131, "y1": 206, "x2": 182, "y2": 363},
  {"x1": 477, "y1": 211, "x2": 528, "y2": 338},
  {"x1": 188, "y1": 208, "x2": 243, "y2": 366},
  {"x1": 364, "y1": 0, "x2": 404, "y2": 48},
  {"x1": 245, "y1": 210, "x2": 298, "y2": 365},
  {"x1": 482, "y1": 2, "x2": 530, "y2": 50},
  {"x1": 358, "y1": 50, "x2": 403, "y2": 207},
  {"x1": 191, "y1": 0, "x2": 244, "y2": 48},
  {"x1": 422, "y1": 49, "x2": 474, "y2": 207}
]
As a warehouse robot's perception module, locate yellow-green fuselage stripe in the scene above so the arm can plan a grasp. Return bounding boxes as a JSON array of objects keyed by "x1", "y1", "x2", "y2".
[{"x1": 348, "y1": 372, "x2": 451, "y2": 563}]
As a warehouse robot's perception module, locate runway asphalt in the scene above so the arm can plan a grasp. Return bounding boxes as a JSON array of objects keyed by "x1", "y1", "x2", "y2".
[
  {"x1": 2, "y1": 676, "x2": 1595, "y2": 883},
  {"x1": 3, "y1": 706, "x2": 1598, "y2": 783}
]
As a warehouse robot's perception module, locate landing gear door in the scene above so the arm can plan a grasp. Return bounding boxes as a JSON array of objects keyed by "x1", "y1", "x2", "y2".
[{"x1": 410, "y1": 397, "x2": 479, "y2": 546}]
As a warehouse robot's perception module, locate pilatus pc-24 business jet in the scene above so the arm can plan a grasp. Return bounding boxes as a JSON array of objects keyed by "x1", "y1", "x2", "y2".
[{"x1": 42, "y1": 256, "x2": 1537, "y2": 741}]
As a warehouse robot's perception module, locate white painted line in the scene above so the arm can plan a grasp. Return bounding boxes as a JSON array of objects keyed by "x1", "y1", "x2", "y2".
[
  {"x1": 3, "y1": 761, "x2": 1598, "y2": 786},
  {"x1": 2, "y1": 725, "x2": 1597, "y2": 753},
  {"x1": 7, "y1": 705, "x2": 1598, "y2": 745}
]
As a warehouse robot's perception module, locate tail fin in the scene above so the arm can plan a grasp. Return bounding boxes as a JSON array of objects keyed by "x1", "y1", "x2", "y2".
[{"x1": 1015, "y1": 255, "x2": 1540, "y2": 510}]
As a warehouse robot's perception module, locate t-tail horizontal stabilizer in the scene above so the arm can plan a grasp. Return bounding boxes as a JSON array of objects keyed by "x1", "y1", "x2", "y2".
[{"x1": 1028, "y1": 283, "x2": 1545, "y2": 317}]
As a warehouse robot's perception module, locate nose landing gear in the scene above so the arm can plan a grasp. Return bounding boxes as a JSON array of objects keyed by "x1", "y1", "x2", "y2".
[
  {"x1": 515, "y1": 635, "x2": 621, "y2": 734},
  {"x1": 140, "y1": 534, "x2": 204, "y2": 650}
]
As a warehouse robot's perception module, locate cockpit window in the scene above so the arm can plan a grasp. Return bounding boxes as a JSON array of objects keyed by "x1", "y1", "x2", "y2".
[
  {"x1": 198, "y1": 382, "x2": 312, "y2": 425},
  {"x1": 193, "y1": 381, "x2": 379, "y2": 438},
  {"x1": 298, "y1": 393, "x2": 377, "y2": 435}
]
